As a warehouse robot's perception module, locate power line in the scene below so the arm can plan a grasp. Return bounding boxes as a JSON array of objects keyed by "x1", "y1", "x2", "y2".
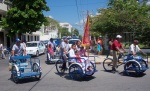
[
  {"x1": 75, "y1": 0, "x2": 80, "y2": 25},
  {"x1": 49, "y1": 1, "x2": 108, "y2": 7}
]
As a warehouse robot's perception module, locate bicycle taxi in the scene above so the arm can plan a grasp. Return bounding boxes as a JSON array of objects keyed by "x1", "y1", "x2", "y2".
[
  {"x1": 55, "y1": 54, "x2": 97, "y2": 80},
  {"x1": 103, "y1": 53, "x2": 149, "y2": 76},
  {"x1": 9, "y1": 55, "x2": 42, "y2": 83}
]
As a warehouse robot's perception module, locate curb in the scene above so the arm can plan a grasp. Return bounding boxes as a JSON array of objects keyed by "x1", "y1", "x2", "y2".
[{"x1": 95, "y1": 62, "x2": 101, "y2": 64}]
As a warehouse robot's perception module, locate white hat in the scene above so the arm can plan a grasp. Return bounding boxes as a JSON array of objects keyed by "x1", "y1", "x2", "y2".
[{"x1": 116, "y1": 35, "x2": 122, "y2": 38}]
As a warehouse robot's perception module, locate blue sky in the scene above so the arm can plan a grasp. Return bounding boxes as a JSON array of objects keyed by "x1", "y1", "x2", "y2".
[{"x1": 44, "y1": 0, "x2": 109, "y2": 34}]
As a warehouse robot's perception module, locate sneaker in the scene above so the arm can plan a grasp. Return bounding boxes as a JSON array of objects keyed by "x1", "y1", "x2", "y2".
[{"x1": 112, "y1": 67, "x2": 117, "y2": 73}]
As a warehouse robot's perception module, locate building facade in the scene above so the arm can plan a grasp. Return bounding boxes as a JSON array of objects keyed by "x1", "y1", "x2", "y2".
[
  {"x1": 0, "y1": 0, "x2": 10, "y2": 47},
  {"x1": 59, "y1": 22, "x2": 72, "y2": 33}
]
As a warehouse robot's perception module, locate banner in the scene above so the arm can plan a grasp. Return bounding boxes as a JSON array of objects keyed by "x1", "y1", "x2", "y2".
[{"x1": 82, "y1": 15, "x2": 90, "y2": 46}]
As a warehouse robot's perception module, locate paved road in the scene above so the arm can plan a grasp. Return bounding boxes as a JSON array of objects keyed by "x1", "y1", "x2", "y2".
[{"x1": 0, "y1": 54, "x2": 150, "y2": 91}]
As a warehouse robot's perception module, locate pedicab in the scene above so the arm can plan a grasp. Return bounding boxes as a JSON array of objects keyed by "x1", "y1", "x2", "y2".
[
  {"x1": 56, "y1": 54, "x2": 97, "y2": 80},
  {"x1": 103, "y1": 53, "x2": 149, "y2": 76},
  {"x1": 124, "y1": 54, "x2": 149, "y2": 76},
  {"x1": 46, "y1": 50, "x2": 61, "y2": 64},
  {"x1": 10, "y1": 55, "x2": 42, "y2": 83}
]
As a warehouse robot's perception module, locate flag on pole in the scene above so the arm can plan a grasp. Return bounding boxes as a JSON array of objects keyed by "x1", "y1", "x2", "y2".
[{"x1": 82, "y1": 15, "x2": 90, "y2": 47}]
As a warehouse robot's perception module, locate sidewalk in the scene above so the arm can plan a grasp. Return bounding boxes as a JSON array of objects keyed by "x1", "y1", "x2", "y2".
[{"x1": 88, "y1": 53, "x2": 150, "y2": 64}]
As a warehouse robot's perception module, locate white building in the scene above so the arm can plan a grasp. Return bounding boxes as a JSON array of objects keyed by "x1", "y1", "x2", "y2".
[
  {"x1": 31, "y1": 23, "x2": 59, "y2": 41},
  {"x1": 0, "y1": 0, "x2": 11, "y2": 47},
  {"x1": 59, "y1": 22, "x2": 72, "y2": 32}
]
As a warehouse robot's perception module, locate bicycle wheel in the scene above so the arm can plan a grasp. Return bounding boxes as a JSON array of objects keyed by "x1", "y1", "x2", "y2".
[
  {"x1": 69, "y1": 64, "x2": 83, "y2": 80},
  {"x1": 103, "y1": 58, "x2": 113, "y2": 72},
  {"x1": 12, "y1": 66, "x2": 19, "y2": 83},
  {"x1": 124, "y1": 61, "x2": 140, "y2": 77},
  {"x1": 55, "y1": 60, "x2": 65, "y2": 74},
  {"x1": 32, "y1": 63, "x2": 41, "y2": 80}
]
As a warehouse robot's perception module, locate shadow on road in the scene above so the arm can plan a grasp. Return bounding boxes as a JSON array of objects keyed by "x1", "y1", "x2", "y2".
[
  {"x1": 9, "y1": 77, "x2": 40, "y2": 84},
  {"x1": 54, "y1": 72, "x2": 96, "y2": 82},
  {"x1": 119, "y1": 71, "x2": 146, "y2": 78},
  {"x1": 101, "y1": 70, "x2": 146, "y2": 78}
]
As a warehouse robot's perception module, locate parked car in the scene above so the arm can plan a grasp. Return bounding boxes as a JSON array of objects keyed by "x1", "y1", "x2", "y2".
[
  {"x1": 68, "y1": 39, "x2": 80, "y2": 48},
  {"x1": 26, "y1": 41, "x2": 46, "y2": 56},
  {"x1": 53, "y1": 38, "x2": 61, "y2": 46},
  {"x1": 40, "y1": 40, "x2": 49, "y2": 48}
]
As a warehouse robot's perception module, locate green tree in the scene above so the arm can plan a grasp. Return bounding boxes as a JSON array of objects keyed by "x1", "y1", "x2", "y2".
[
  {"x1": 73, "y1": 28, "x2": 79, "y2": 36},
  {"x1": 2, "y1": 0, "x2": 49, "y2": 37},
  {"x1": 44, "y1": 16, "x2": 59, "y2": 26},
  {"x1": 60, "y1": 27, "x2": 71, "y2": 37},
  {"x1": 90, "y1": 0, "x2": 150, "y2": 46}
]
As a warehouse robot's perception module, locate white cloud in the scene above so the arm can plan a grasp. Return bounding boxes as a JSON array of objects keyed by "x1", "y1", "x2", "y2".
[
  {"x1": 75, "y1": 18, "x2": 86, "y2": 26},
  {"x1": 48, "y1": 15, "x2": 53, "y2": 19}
]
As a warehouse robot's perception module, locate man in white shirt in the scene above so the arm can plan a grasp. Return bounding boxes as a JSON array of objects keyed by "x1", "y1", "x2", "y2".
[
  {"x1": 129, "y1": 38, "x2": 146, "y2": 56},
  {"x1": 0, "y1": 43, "x2": 5, "y2": 59},
  {"x1": 60, "y1": 37, "x2": 70, "y2": 69},
  {"x1": 11, "y1": 38, "x2": 26, "y2": 56},
  {"x1": 48, "y1": 38, "x2": 56, "y2": 51}
]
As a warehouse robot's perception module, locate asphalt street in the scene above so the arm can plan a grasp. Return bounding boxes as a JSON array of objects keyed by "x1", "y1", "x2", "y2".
[{"x1": 0, "y1": 54, "x2": 150, "y2": 91}]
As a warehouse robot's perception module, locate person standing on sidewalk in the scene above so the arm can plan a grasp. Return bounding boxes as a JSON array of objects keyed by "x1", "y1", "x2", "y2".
[
  {"x1": 97, "y1": 36, "x2": 103, "y2": 55},
  {"x1": 111, "y1": 35, "x2": 126, "y2": 71}
]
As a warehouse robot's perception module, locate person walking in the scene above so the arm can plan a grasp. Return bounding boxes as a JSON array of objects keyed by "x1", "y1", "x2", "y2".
[
  {"x1": 0, "y1": 43, "x2": 5, "y2": 59},
  {"x1": 106, "y1": 38, "x2": 113, "y2": 58},
  {"x1": 111, "y1": 35, "x2": 126, "y2": 72}
]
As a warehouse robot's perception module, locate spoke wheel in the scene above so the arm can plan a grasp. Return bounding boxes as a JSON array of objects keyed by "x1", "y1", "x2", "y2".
[
  {"x1": 124, "y1": 61, "x2": 140, "y2": 77},
  {"x1": 69, "y1": 64, "x2": 83, "y2": 80},
  {"x1": 103, "y1": 58, "x2": 113, "y2": 72},
  {"x1": 33, "y1": 63, "x2": 41, "y2": 79},
  {"x1": 55, "y1": 60, "x2": 65, "y2": 74},
  {"x1": 12, "y1": 66, "x2": 19, "y2": 83}
]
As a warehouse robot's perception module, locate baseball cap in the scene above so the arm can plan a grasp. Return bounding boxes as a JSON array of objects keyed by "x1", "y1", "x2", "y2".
[
  {"x1": 116, "y1": 35, "x2": 122, "y2": 38},
  {"x1": 99, "y1": 36, "x2": 102, "y2": 38},
  {"x1": 16, "y1": 38, "x2": 21, "y2": 42}
]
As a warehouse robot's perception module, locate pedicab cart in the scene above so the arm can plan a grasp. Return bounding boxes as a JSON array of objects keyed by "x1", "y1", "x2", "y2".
[{"x1": 10, "y1": 55, "x2": 42, "y2": 83}]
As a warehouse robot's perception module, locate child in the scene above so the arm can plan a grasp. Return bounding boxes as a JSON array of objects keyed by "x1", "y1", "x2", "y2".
[
  {"x1": 75, "y1": 50, "x2": 92, "y2": 72},
  {"x1": 79, "y1": 46, "x2": 87, "y2": 57},
  {"x1": 47, "y1": 44, "x2": 54, "y2": 59}
]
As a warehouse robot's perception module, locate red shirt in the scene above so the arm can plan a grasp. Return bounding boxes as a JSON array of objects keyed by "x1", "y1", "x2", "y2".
[
  {"x1": 111, "y1": 40, "x2": 122, "y2": 51},
  {"x1": 97, "y1": 39, "x2": 103, "y2": 46}
]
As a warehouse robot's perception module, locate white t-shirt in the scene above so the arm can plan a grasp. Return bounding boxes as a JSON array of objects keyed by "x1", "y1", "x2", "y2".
[
  {"x1": 0, "y1": 44, "x2": 3, "y2": 50},
  {"x1": 69, "y1": 48, "x2": 76, "y2": 57},
  {"x1": 12, "y1": 44, "x2": 25, "y2": 56},
  {"x1": 129, "y1": 44, "x2": 140, "y2": 54}
]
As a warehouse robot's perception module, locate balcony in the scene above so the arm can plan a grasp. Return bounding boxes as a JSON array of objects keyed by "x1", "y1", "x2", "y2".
[{"x1": 0, "y1": 3, "x2": 7, "y2": 14}]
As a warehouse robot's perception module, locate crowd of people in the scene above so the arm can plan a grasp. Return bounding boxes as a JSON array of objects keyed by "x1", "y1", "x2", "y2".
[
  {"x1": 1, "y1": 34, "x2": 148, "y2": 73},
  {"x1": 46, "y1": 37, "x2": 92, "y2": 72}
]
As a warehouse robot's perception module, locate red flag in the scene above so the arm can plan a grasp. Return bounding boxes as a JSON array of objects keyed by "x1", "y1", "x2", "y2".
[{"x1": 82, "y1": 15, "x2": 90, "y2": 46}]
